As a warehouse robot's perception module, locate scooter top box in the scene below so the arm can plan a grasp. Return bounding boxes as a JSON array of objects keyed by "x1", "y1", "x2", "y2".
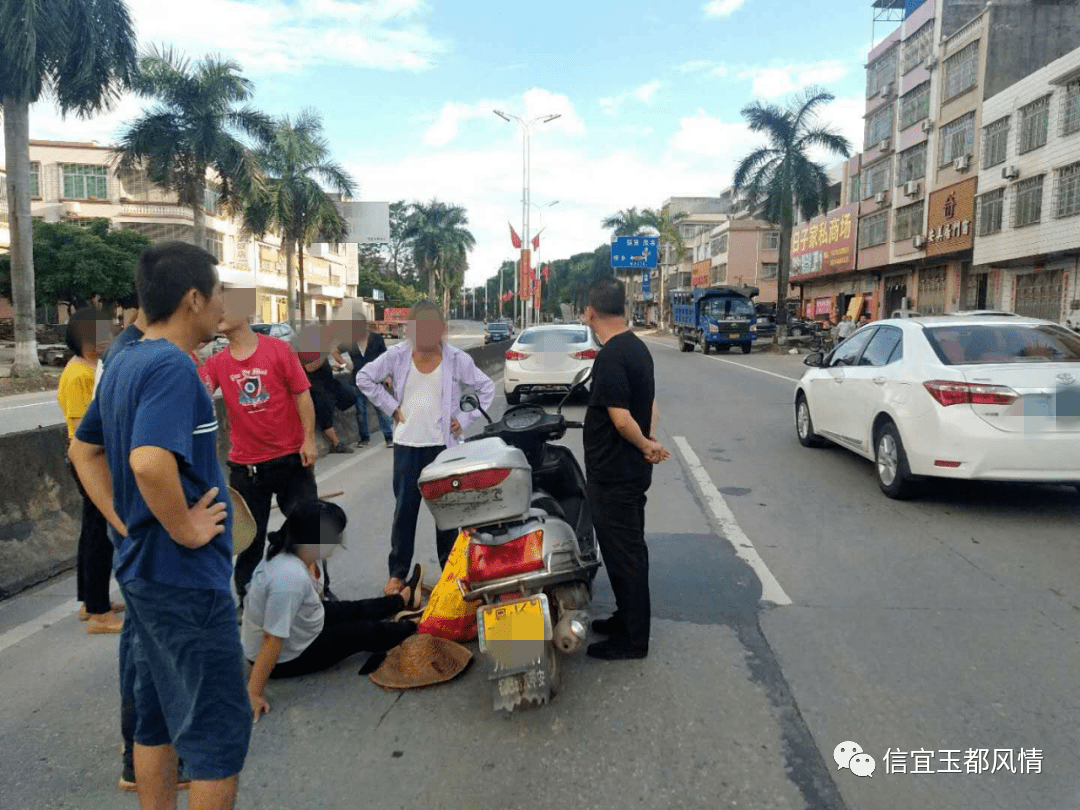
[{"x1": 418, "y1": 438, "x2": 533, "y2": 531}]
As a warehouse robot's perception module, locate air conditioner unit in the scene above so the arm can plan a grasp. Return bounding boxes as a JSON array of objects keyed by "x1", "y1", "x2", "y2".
[
  {"x1": 913, "y1": 235, "x2": 927, "y2": 249},
  {"x1": 924, "y1": 54, "x2": 938, "y2": 71},
  {"x1": 878, "y1": 137, "x2": 892, "y2": 153},
  {"x1": 875, "y1": 191, "x2": 889, "y2": 206},
  {"x1": 62, "y1": 201, "x2": 81, "y2": 216},
  {"x1": 954, "y1": 154, "x2": 972, "y2": 171},
  {"x1": 920, "y1": 120, "x2": 934, "y2": 133},
  {"x1": 879, "y1": 82, "x2": 894, "y2": 99},
  {"x1": 904, "y1": 181, "x2": 920, "y2": 197},
  {"x1": 1002, "y1": 165, "x2": 1020, "y2": 181}
]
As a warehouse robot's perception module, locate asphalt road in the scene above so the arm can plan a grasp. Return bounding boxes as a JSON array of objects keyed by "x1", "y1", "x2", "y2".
[
  {"x1": 1, "y1": 332, "x2": 1078, "y2": 809},
  {"x1": 0, "y1": 322, "x2": 486, "y2": 436}
]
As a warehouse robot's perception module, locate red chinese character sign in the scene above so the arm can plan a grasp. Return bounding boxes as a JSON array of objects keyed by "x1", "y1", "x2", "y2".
[
  {"x1": 518, "y1": 249, "x2": 531, "y2": 300},
  {"x1": 789, "y1": 203, "x2": 859, "y2": 282}
]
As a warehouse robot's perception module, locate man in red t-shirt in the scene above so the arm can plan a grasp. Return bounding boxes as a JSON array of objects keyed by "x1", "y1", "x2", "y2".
[{"x1": 199, "y1": 288, "x2": 320, "y2": 608}]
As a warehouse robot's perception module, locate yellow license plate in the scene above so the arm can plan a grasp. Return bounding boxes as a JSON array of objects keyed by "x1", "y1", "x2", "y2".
[
  {"x1": 480, "y1": 597, "x2": 548, "y2": 647},
  {"x1": 729, "y1": 333, "x2": 740, "y2": 339}
]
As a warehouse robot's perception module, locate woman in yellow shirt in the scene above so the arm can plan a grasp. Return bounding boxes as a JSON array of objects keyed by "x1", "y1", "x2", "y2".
[{"x1": 58, "y1": 307, "x2": 123, "y2": 634}]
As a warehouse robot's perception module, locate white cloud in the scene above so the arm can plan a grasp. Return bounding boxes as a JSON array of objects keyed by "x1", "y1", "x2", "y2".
[
  {"x1": 669, "y1": 109, "x2": 756, "y2": 160},
  {"x1": 703, "y1": 0, "x2": 746, "y2": 17},
  {"x1": 633, "y1": 81, "x2": 663, "y2": 104},
  {"x1": 125, "y1": 0, "x2": 448, "y2": 74},
  {"x1": 806, "y1": 95, "x2": 865, "y2": 164},
  {"x1": 599, "y1": 79, "x2": 664, "y2": 115},
  {"x1": 739, "y1": 60, "x2": 850, "y2": 99}
]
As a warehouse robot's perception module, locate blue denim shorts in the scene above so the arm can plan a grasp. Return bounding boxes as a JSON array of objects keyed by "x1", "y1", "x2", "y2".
[{"x1": 122, "y1": 578, "x2": 251, "y2": 781}]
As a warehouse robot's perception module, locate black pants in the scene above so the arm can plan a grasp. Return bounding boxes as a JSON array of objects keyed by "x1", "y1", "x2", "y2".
[
  {"x1": 311, "y1": 380, "x2": 355, "y2": 431},
  {"x1": 228, "y1": 454, "x2": 319, "y2": 601},
  {"x1": 69, "y1": 461, "x2": 113, "y2": 614},
  {"x1": 587, "y1": 479, "x2": 651, "y2": 650},
  {"x1": 267, "y1": 597, "x2": 415, "y2": 678},
  {"x1": 390, "y1": 444, "x2": 458, "y2": 581}
]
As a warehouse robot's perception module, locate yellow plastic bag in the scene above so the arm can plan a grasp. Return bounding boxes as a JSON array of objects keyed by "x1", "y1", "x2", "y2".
[{"x1": 416, "y1": 532, "x2": 477, "y2": 642}]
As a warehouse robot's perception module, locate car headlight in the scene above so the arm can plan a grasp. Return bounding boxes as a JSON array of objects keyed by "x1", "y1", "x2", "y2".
[
  {"x1": 750, "y1": 325, "x2": 757, "y2": 332},
  {"x1": 709, "y1": 324, "x2": 719, "y2": 333}
]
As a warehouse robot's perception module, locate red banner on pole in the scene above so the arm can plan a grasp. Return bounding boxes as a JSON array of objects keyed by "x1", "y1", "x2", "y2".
[
  {"x1": 509, "y1": 223, "x2": 522, "y2": 249},
  {"x1": 519, "y1": 249, "x2": 531, "y2": 300}
]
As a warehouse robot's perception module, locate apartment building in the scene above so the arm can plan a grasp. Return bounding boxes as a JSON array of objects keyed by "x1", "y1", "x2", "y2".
[
  {"x1": 972, "y1": 46, "x2": 1080, "y2": 324},
  {"x1": 708, "y1": 219, "x2": 782, "y2": 302},
  {"x1": 0, "y1": 140, "x2": 358, "y2": 324}
]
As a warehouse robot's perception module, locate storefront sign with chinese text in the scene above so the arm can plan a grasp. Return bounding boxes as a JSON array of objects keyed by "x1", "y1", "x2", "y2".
[
  {"x1": 926, "y1": 178, "x2": 975, "y2": 257},
  {"x1": 790, "y1": 203, "x2": 858, "y2": 281}
]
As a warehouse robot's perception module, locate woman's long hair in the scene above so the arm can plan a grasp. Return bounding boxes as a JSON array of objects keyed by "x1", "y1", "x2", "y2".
[{"x1": 266, "y1": 500, "x2": 348, "y2": 561}]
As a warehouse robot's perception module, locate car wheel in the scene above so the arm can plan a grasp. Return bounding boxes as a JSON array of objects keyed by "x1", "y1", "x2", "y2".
[
  {"x1": 701, "y1": 333, "x2": 710, "y2": 355},
  {"x1": 506, "y1": 389, "x2": 521, "y2": 405},
  {"x1": 874, "y1": 421, "x2": 918, "y2": 500},
  {"x1": 741, "y1": 343, "x2": 752, "y2": 354},
  {"x1": 795, "y1": 395, "x2": 826, "y2": 448},
  {"x1": 680, "y1": 339, "x2": 694, "y2": 353}
]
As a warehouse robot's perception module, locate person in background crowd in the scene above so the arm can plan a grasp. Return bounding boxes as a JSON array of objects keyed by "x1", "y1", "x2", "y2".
[
  {"x1": 836, "y1": 315, "x2": 856, "y2": 342},
  {"x1": 296, "y1": 324, "x2": 354, "y2": 455},
  {"x1": 59, "y1": 307, "x2": 124, "y2": 634},
  {"x1": 333, "y1": 311, "x2": 394, "y2": 449},
  {"x1": 858, "y1": 313, "x2": 871, "y2": 328},
  {"x1": 199, "y1": 287, "x2": 320, "y2": 615},
  {"x1": 243, "y1": 500, "x2": 423, "y2": 722},
  {"x1": 580, "y1": 276, "x2": 670, "y2": 661},
  {"x1": 70, "y1": 241, "x2": 251, "y2": 810},
  {"x1": 357, "y1": 299, "x2": 494, "y2": 596}
]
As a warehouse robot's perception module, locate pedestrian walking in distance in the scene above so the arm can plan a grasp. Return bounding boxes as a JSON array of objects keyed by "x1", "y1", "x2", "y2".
[
  {"x1": 70, "y1": 241, "x2": 251, "y2": 810},
  {"x1": 332, "y1": 307, "x2": 395, "y2": 448},
  {"x1": 580, "y1": 276, "x2": 670, "y2": 661},
  {"x1": 356, "y1": 299, "x2": 495, "y2": 596},
  {"x1": 198, "y1": 286, "x2": 320, "y2": 614}
]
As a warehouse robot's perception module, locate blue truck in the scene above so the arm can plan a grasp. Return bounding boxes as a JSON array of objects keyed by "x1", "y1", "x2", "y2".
[{"x1": 671, "y1": 286, "x2": 759, "y2": 355}]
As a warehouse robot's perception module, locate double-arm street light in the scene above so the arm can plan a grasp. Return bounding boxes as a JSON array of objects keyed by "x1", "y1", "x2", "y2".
[{"x1": 494, "y1": 109, "x2": 561, "y2": 329}]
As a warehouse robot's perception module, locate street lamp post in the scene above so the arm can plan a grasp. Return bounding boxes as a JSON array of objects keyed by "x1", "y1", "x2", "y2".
[{"x1": 494, "y1": 109, "x2": 561, "y2": 330}]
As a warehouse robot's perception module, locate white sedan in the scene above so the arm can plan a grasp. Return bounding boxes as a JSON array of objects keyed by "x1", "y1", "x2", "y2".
[
  {"x1": 794, "y1": 315, "x2": 1080, "y2": 499},
  {"x1": 503, "y1": 324, "x2": 599, "y2": 405}
]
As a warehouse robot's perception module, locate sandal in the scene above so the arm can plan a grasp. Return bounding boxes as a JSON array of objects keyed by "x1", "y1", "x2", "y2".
[
  {"x1": 392, "y1": 609, "x2": 425, "y2": 622},
  {"x1": 403, "y1": 564, "x2": 425, "y2": 611}
]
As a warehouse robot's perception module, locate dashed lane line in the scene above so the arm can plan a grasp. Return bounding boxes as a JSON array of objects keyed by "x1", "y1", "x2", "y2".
[{"x1": 673, "y1": 435, "x2": 792, "y2": 606}]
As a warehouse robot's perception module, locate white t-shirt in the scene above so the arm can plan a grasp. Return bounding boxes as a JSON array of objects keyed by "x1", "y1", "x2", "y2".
[
  {"x1": 394, "y1": 360, "x2": 444, "y2": 447},
  {"x1": 241, "y1": 553, "x2": 325, "y2": 664}
]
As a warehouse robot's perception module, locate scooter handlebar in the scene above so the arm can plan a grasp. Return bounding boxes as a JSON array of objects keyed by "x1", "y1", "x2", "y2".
[{"x1": 564, "y1": 420, "x2": 584, "y2": 429}]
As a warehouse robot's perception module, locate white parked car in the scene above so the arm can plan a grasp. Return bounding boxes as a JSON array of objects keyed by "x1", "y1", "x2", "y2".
[
  {"x1": 503, "y1": 324, "x2": 600, "y2": 405},
  {"x1": 794, "y1": 315, "x2": 1080, "y2": 499}
]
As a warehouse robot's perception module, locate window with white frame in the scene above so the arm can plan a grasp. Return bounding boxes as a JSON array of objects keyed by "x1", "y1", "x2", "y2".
[
  {"x1": 899, "y1": 83, "x2": 931, "y2": 130},
  {"x1": 902, "y1": 22, "x2": 934, "y2": 74},
  {"x1": 893, "y1": 201, "x2": 924, "y2": 240},
  {"x1": 712, "y1": 263, "x2": 727, "y2": 284},
  {"x1": 848, "y1": 174, "x2": 861, "y2": 204},
  {"x1": 205, "y1": 229, "x2": 225, "y2": 261},
  {"x1": 760, "y1": 263, "x2": 778, "y2": 279},
  {"x1": 710, "y1": 237, "x2": 724, "y2": 255},
  {"x1": 861, "y1": 158, "x2": 892, "y2": 199},
  {"x1": 1054, "y1": 161, "x2": 1080, "y2": 219},
  {"x1": 1018, "y1": 95, "x2": 1051, "y2": 154},
  {"x1": 30, "y1": 162, "x2": 40, "y2": 198},
  {"x1": 866, "y1": 48, "x2": 898, "y2": 98},
  {"x1": 121, "y1": 222, "x2": 194, "y2": 242},
  {"x1": 943, "y1": 40, "x2": 979, "y2": 100},
  {"x1": 1063, "y1": 80, "x2": 1080, "y2": 136},
  {"x1": 865, "y1": 104, "x2": 894, "y2": 147},
  {"x1": 976, "y1": 188, "x2": 1005, "y2": 235},
  {"x1": 63, "y1": 164, "x2": 108, "y2": 199},
  {"x1": 203, "y1": 184, "x2": 220, "y2": 215},
  {"x1": 939, "y1": 112, "x2": 975, "y2": 166},
  {"x1": 1012, "y1": 175, "x2": 1044, "y2": 227},
  {"x1": 859, "y1": 211, "x2": 889, "y2": 247},
  {"x1": 981, "y1": 117, "x2": 1010, "y2": 168},
  {"x1": 715, "y1": 233, "x2": 728, "y2": 254},
  {"x1": 897, "y1": 142, "x2": 927, "y2": 185},
  {"x1": 762, "y1": 231, "x2": 780, "y2": 251}
]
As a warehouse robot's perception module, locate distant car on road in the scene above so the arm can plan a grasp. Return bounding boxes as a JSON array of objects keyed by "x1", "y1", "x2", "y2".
[
  {"x1": 485, "y1": 322, "x2": 512, "y2": 344},
  {"x1": 795, "y1": 314, "x2": 1080, "y2": 499},
  {"x1": 252, "y1": 321, "x2": 297, "y2": 347},
  {"x1": 504, "y1": 324, "x2": 600, "y2": 405}
]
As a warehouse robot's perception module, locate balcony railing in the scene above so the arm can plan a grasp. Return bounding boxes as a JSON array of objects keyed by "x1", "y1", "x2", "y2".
[
  {"x1": 119, "y1": 203, "x2": 193, "y2": 220},
  {"x1": 943, "y1": 10, "x2": 985, "y2": 56}
]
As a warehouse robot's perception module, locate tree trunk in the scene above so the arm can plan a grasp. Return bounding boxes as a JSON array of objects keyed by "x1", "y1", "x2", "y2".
[
  {"x1": 4, "y1": 96, "x2": 41, "y2": 375},
  {"x1": 284, "y1": 240, "x2": 296, "y2": 328},
  {"x1": 297, "y1": 242, "x2": 307, "y2": 327},
  {"x1": 775, "y1": 196, "x2": 794, "y2": 346},
  {"x1": 427, "y1": 260, "x2": 437, "y2": 299},
  {"x1": 192, "y1": 172, "x2": 207, "y2": 247}
]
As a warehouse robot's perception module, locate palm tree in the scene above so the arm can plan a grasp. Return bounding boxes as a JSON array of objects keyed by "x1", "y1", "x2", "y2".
[
  {"x1": 401, "y1": 200, "x2": 476, "y2": 308},
  {"x1": 733, "y1": 87, "x2": 851, "y2": 341},
  {"x1": 115, "y1": 46, "x2": 274, "y2": 249},
  {"x1": 601, "y1": 206, "x2": 657, "y2": 237},
  {"x1": 1, "y1": 0, "x2": 138, "y2": 374},
  {"x1": 241, "y1": 110, "x2": 354, "y2": 327},
  {"x1": 646, "y1": 207, "x2": 689, "y2": 329}
]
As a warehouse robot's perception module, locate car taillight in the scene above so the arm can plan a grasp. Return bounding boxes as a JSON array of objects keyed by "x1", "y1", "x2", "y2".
[
  {"x1": 506, "y1": 350, "x2": 530, "y2": 361},
  {"x1": 923, "y1": 380, "x2": 1018, "y2": 407},
  {"x1": 418, "y1": 468, "x2": 511, "y2": 501},
  {"x1": 572, "y1": 349, "x2": 597, "y2": 360},
  {"x1": 467, "y1": 530, "x2": 544, "y2": 582}
]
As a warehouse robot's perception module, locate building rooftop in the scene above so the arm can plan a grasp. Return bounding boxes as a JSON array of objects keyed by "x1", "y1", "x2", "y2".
[{"x1": 29, "y1": 139, "x2": 109, "y2": 150}]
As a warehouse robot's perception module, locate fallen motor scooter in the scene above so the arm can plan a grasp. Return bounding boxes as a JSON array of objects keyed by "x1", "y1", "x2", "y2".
[{"x1": 418, "y1": 369, "x2": 599, "y2": 711}]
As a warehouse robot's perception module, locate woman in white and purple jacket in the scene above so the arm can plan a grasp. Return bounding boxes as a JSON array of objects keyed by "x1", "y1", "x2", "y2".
[{"x1": 357, "y1": 299, "x2": 495, "y2": 596}]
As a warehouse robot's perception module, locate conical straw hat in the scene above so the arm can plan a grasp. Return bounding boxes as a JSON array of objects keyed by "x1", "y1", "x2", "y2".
[
  {"x1": 228, "y1": 486, "x2": 257, "y2": 557},
  {"x1": 369, "y1": 633, "x2": 472, "y2": 690}
]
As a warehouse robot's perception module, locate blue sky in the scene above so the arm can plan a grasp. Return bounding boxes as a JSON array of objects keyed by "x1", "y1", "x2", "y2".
[{"x1": 26, "y1": 0, "x2": 886, "y2": 286}]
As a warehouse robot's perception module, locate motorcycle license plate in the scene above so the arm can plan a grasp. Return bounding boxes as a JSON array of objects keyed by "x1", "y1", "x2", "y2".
[
  {"x1": 478, "y1": 595, "x2": 550, "y2": 653},
  {"x1": 729, "y1": 333, "x2": 740, "y2": 339}
]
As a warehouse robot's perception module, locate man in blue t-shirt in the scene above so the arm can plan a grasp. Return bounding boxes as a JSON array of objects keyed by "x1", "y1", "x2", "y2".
[{"x1": 71, "y1": 241, "x2": 251, "y2": 809}]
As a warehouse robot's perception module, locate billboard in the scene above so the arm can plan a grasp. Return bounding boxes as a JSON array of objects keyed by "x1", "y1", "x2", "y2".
[
  {"x1": 692, "y1": 259, "x2": 711, "y2": 288},
  {"x1": 789, "y1": 203, "x2": 858, "y2": 282},
  {"x1": 926, "y1": 178, "x2": 975, "y2": 257},
  {"x1": 336, "y1": 201, "x2": 390, "y2": 244}
]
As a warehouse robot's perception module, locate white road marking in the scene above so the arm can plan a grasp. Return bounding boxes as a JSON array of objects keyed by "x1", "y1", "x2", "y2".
[
  {"x1": 643, "y1": 338, "x2": 801, "y2": 383},
  {"x1": 673, "y1": 435, "x2": 792, "y2": 606}
]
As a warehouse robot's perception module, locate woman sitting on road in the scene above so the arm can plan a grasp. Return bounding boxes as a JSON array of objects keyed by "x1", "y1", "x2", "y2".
[{"x1": 242, "y1": 500, "x2": 424, "y2": 722}]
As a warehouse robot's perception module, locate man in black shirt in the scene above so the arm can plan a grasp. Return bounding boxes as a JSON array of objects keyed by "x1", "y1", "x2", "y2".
[
  {"x1": 335, "y1": 316, "x2": 395, "y2": 448},
  {"x1": 581, "y1": 276, "x2": 670, "y2": 660}
]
